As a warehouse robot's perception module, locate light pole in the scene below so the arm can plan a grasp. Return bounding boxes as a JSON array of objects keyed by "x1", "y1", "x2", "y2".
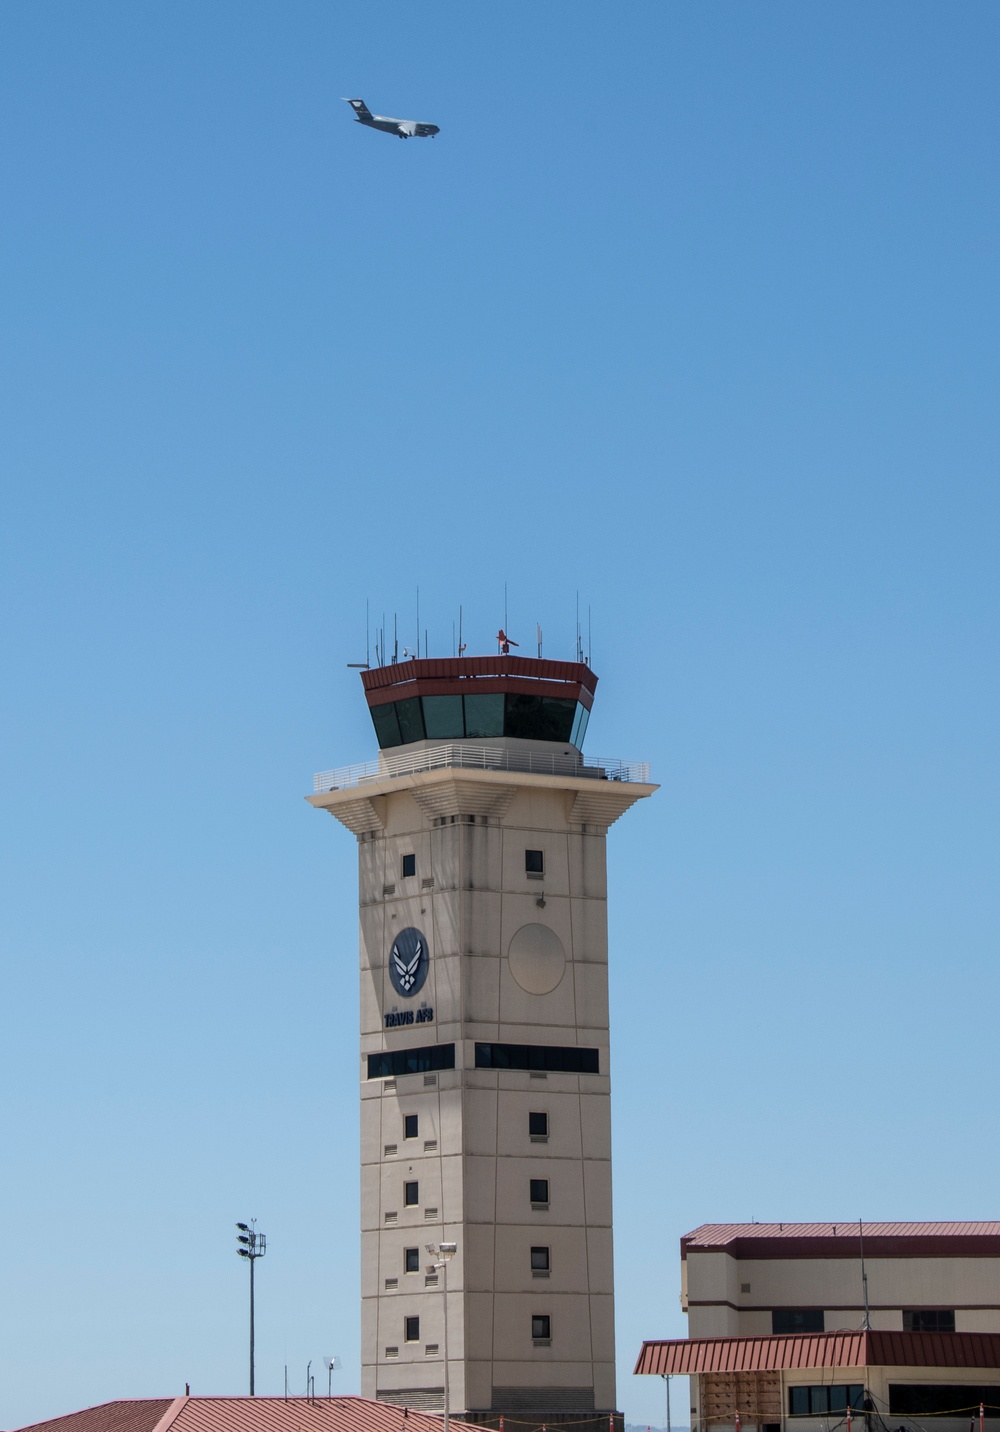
[
  {"x1": 323, "y1": 1356, "x2": 342, "y2": 1398},
  {"x1": 426, "y1": 1241, "x2": 457, "y2": 1432},
  {"x1": 236, "y1": 1220, "x2": 266, "y2": 1395}
]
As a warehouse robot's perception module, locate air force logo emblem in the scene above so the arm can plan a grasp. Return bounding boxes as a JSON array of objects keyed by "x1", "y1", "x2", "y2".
[{"x1": 389, "y1": 926, "x2": 429, "y2": 998}]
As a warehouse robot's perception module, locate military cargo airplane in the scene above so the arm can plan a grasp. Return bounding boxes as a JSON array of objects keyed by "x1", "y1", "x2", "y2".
[{"x1": 343, "y1": 97, "x2": 439, "y2": 139}]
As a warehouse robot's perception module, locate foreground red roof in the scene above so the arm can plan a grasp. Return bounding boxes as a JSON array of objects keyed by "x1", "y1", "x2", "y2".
[
  {"x1": 682, "y1": 1222, "x2": 1000, "y2": 1261},
  {"x1": 635, "y1": 1331, "x2": 1000, "y2": 1376},
  {"x1": 13, "y1": 1397, "x2": 480, "y2": 1432}
]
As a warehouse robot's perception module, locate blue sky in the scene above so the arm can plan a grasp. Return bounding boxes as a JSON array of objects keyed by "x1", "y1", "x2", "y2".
[{"x1": 2, "y1": 3, "x2": 998, "y2": 1427}]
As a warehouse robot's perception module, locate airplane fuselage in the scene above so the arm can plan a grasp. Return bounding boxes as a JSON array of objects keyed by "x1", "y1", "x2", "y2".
[{"x1": 344, "y1": 98, "x2": 438, "y2": 139}]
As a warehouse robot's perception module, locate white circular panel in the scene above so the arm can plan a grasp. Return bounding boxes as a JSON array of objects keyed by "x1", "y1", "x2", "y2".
[{"x1": 507, "y1": 922, "x2": 567, "y2": 996}]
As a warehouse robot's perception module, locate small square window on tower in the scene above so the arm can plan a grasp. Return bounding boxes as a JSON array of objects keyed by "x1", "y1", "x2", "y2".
[
  {"x1": 529, "y1": 1178, "x2": 549, "y2": 1207},
  {"x1": 401, "y1": 853, "x2": 416, "y2": 878},
  {"x1": 404, "y1": 1316, "x2": 420, "y2": 1342},
  {"x1": 530, "y1": 1246, "x2": 550, "y2": 1271},
  {"x1": 404, "y1": 1113, "x2": 418, "y2": 1139},
  {"x1": 531, "y1": 1314, "x2": 551, "y2": 1342},
  {"x1": 404, "y1": 1247, "x2": 419, "y2": 1273},
  {"x1": 528, "y1": 1111, "x2": 548, "y2": 1139},
  {"x1": 525, "y1": 849, "x2": 544, "y2": 875},
  {"x1": 403, "y1": 1181, "x2": 419, "y2": 1207}
]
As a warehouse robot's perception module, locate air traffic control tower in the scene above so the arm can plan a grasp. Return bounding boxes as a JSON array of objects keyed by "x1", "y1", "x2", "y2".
[{"x1": 308, "y1": 652, "x2": 656, "y2": 1431}]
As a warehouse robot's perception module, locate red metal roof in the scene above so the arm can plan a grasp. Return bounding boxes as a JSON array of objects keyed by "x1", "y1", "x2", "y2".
[
  {"x1": 635, "y1": 1332, "x2": 1000, "y2": 1377},
  {"x1": 12, "y1": 1402, "x2": 173, "y2": 1432},
  {"x1": 681, "y1": 1223, "x2": 1000, "y2": 1261},
  {"x1": 14, "y1": 1397, "x2": 481, "y2": 1432}
]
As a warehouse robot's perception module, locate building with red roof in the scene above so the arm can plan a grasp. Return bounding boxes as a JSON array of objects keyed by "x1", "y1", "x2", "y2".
[{"x1": 635, "y1": 1223, "x2": 1000, "y2": 1432}]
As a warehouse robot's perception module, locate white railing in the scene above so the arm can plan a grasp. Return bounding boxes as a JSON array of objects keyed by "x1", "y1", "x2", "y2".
[{"x1": 313, "y1": 744, "x2": 650, "y2": 793}]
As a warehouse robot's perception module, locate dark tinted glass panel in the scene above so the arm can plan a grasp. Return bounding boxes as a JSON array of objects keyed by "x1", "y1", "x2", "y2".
[
  {"x1": 569, "y1": 702, "x2": 590, "y2": 748},
  {"x1": 464, "y1": 692, "x2": 504, "y2": 738},
  {"x1": 395, "y1": 697, "x2": 425, "y2": 743},
  {"x1": 525, "y1": 849, "x2": 544, "y2": 873},
  {"x1": 404, "y1": 1247, "x2": 419, "y2": 1272},
  {"x1": 532, "y1": 1315, "x2": 551, "y2": 1339},
  {"x1": 529, "y1": 1111, "x2": 548, "y2": 1136},
  {"x1": 401, "y1": 853, "x2": 416, "y2": 878},
  {"x1": 530, "y1": 1246, "x2": 550, "y2": 1270},
  {"x1": 422, "y1": 694, "x2": 464, "y2": 739},
  {"x1": 371, "y1": 703, "x2": 402, "y2": 749},
  {"x1": 903, "y1": 1309, "x2": 956, "y2": 1332},
  {"x1": 404, "y1": 1316, "x2": 420, "y2": 1341},
  {"x1": 529, "y1": 1179, "x2": 549, "y2": 1203},
  {"x1": 367, "y1": 1044, "x2": 456, "y2": 1079},
  {"x1": 475, "y1": 1042, "x2": 600, "y2": 1074},
  {"x1": 404, "y1": 1114, "x2": 418, "y2": 1139},
  {"x1": 772, "y1": 1309, "x2": 824, "y2": 1334},
  {"x1": 541, "y1": 696, "x2": 576, "y2": 741},
  {"x1": 403, "y1": 1181, "x2": 418, "y2": 1206},
  {"x1": 504, "y1": 694, "x2": 576, "y2": 741},
  {"x1": 789, "y1": 1388, "x2": 864, "y2": 1417},
  {"x1": 890, "y1": 1388, "x2": 1000, "y2": 1417}
]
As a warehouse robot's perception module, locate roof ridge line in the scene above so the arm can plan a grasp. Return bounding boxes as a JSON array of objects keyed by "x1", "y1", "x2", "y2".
[{"x1": 148, "y1": 1396, "x2": 188, "y2": 1432}]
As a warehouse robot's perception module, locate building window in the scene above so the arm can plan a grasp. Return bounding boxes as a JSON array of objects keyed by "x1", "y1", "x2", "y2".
[
  {"x1": 890, "y1": 1387, "x2": 1000, "y2": 1417},
  {"x1": 903, "y1": 1309, "x2": 956, "y2": 1333},
  {"x1": 532, "y1": 1314, "x2": 551, "y2": 1341},
  {"x1": 404, "y1": 1114, "x2": 418, "y2": 1139},
  {"x1": 404, "y1": 1247, "x2": 419, "y2": 1273},
  {"x1": 530, "y1": 1178, "x2": 549, "y2": 1206},
  {"x1": 404, "y1": 1316, "x2": 420, "y2": 1342},
  {"x1": 525, "y1": 849, "x2": 544, "y2": 874},
  {"x1": 475, "y1": 1042, "x2": 599, "y2": 1074},
  {"x1": 772, "y1": 1308, "x2": 824, "y2": 1335},
  {"x1": 403, "y1": 1181, "x2": 418, "y2": 1207},
  {"x1": 367, "y1": 1043, "x2": 456, "y2": 1080},
  {"x1": 531, "y1": 1246, "x2": 550, "y2": 1271},
  {"x1": 789, "y1": 1386, "x2": 864, "y2": 1416},
  {"x1": 529, "y1": 1111, "x2": 548, "y2": 1138},
  {"x1": 401, "y1": 853, "x2": 416, "y2": 878}
]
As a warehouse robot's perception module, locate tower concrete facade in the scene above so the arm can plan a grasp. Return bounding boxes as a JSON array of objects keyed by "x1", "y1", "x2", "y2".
[{"x1": 309, "y1": 654, "x2": 655, "y2": 1430}]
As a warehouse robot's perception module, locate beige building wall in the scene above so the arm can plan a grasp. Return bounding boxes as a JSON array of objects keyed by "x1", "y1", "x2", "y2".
[
  {"x1": 685, "y1": 1249, "x2": 1000, "y2": 1338},
  {"x1": 313, "y1": 762, "x2": 654, "y2": 1420}
]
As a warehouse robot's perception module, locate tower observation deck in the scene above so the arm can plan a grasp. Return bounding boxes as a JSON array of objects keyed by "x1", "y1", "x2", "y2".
[{"x1": 308, "y1": 653, "x2": 656, "y2": 1432}]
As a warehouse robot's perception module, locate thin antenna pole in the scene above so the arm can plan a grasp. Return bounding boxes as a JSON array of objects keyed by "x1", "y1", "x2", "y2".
[
  {"x1": 458, "y1": 605, "x2": 463, "y2": 656},
  {"x1": 537, "y1": 623, "x2": 542, "y2": 659},
  {"x1": 424, "y1": 628, "x2": 428, "y2": 659},
  {"x1": 504, "y1": 582, "x2": 508, "y2": 634},
  {"x1": 452, "y1": 621, "x2": 455, "y2": 657},
  {"x1": 859, "y1": 1218, "x2": 870, "y2": 1329},
  {"x1": 588, "y1": 605, "x2": 592, "y2": 666},
  {"x1": 284, "y1": 1365, "x2": 288, "y2": 1401},
  {"x1": 393, "y1": 613, "x2": 397, "y2": 664},
  {"x1": 365, "y1": 600, "x2": 370, "y2": 669},
  {"x1": 416, "y1": 587, "x2": 419, "y2": 656}
]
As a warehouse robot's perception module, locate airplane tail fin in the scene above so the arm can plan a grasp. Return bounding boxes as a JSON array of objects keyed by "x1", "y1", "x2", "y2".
[{"x1": 343, "y1": 98, "x2": 373, "y2": 122}]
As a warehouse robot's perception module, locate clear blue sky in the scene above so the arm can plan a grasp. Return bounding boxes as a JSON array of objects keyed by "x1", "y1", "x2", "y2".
[{"x1": 2, "y1": 3, "x2": 998, "y2": 1427}]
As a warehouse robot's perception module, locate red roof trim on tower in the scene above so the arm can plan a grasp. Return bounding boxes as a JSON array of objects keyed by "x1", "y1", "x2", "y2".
[
  {"x1": 360, "y1": 655, "x2": 598, "y2": 696},
  {"x1": 635, "y1": 1331, "x2": 1000, "y2": 1376}
]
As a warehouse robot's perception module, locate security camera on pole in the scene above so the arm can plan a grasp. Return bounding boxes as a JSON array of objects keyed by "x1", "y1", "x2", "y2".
[{"x1": 236, "y1": 1220, "x2": 266, "y2": 1395}]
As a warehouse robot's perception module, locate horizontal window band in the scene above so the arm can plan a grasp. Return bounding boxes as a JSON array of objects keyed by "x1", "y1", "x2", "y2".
[
  {"x1": 367, "y1": 1042, "x2": 601, "y2": 1079},
  {"x1": 367, "y1": 1044, "x2": 456, "y2": 1079},
  {"x1": 475, "y1": 1042, "x2": 600, "y2": 1074}
]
